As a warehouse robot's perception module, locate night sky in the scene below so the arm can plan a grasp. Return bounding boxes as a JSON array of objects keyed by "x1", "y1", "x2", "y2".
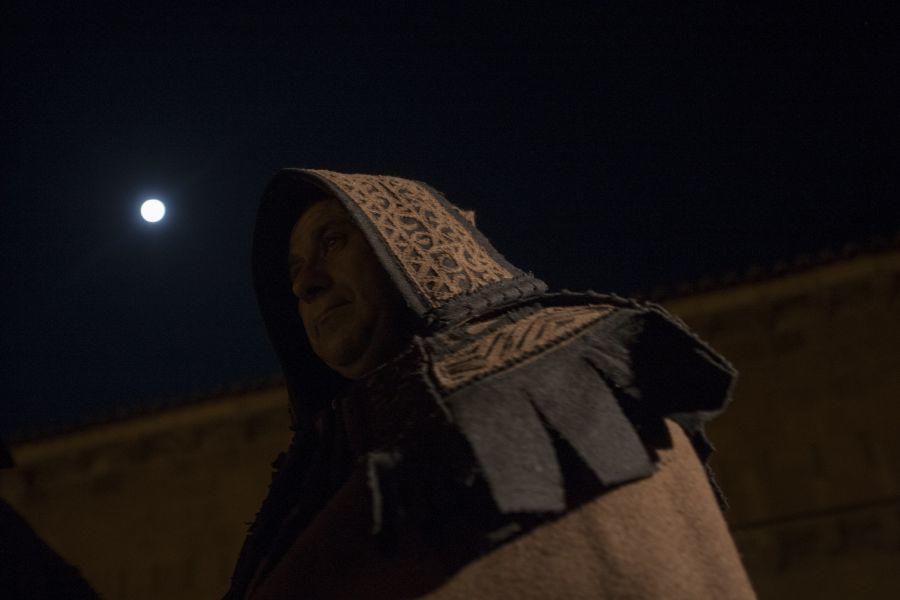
[{"x1": 3, "y1": 2, "x2": 897, "y2": 438}]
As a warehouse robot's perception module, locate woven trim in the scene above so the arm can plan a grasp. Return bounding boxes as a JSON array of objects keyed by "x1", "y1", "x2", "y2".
[
  {"x1": 307, "y1": 170, "x2": 513, "y2": 307},
  {"x1": 432, "y1": 305, "x2": 614, "y2": 392}
]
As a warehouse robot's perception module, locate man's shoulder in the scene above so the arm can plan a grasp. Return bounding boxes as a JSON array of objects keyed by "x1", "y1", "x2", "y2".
[
  {"x1": 418, "y1": 295, "x2": 736, "y2": 424},
  {"x1": 351, "y1": 295, "x2": 739, "y2": 561},
  {"x1": 404, "y1": 295, "x2": 736, "y2": 515}
]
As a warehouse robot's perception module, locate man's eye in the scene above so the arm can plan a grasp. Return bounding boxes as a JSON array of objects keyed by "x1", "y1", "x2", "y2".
[
  {"x1": 289, "y1": 263, "x2": 302, "y2": 282},
  {"x1": 322, "y1": 233, "x2": 342, "y2": 254}
]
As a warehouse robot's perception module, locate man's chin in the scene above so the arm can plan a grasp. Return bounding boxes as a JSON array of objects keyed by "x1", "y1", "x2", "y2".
[
  {"x1": 327, "y1": 359, "x2": 368, "y2": 380},
  {"x1": 313, "y1": 322, "x2": 387, "y2": 378},
  {"x1": 316, "y1": 342, "x2": 367, "y2": 378}
]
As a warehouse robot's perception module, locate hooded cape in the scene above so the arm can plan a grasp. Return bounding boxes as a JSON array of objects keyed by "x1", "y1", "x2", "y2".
[{"x1": 227, "y1": 169, "x2": 755, "y2": 599}]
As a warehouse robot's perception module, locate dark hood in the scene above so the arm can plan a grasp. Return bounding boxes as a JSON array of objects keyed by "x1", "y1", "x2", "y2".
[{"x1": 252, "y1": 169, "x2": 547, "y2": 429}]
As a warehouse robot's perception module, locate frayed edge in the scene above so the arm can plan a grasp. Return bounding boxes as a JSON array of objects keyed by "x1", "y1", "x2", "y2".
[{"x1": 366, "y1": 450, "x2": 403, "y2": 535}]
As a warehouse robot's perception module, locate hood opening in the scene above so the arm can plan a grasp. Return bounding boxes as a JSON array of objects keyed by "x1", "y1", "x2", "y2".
[{"x1": 252, "y1": 169, "x2": 547, "y2": 428}]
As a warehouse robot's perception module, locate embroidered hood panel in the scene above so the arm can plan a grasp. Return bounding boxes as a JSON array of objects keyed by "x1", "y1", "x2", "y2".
[
  {"x1": 306, "y1": 170, "x2": 515, "y2": 307},
  {"x1": 251, "y1": 168, "x2": 547, "y2": 426}
]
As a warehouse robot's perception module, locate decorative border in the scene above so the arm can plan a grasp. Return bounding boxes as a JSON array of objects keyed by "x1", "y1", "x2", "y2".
[
  {"x1": 432, "y1": 304, "x2": 614, "y2": 391},
  {"x1": 307, "y1": 170, "x2": 514, "y2": 307}
]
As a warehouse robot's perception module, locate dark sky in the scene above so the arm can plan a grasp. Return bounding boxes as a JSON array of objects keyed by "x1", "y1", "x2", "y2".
[{"x1": 3, "y1": 2, "x2": 897, "y2": 438}]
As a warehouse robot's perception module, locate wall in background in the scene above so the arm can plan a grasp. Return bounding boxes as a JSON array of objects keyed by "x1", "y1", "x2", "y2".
[{"x1": 2, "y1": 248, "x2": 898, "y2": 599}]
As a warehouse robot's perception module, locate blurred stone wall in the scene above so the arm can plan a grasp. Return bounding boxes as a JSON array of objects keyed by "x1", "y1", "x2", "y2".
[
  {"x1": 0, "y1": 387, "x2": 292, "y2": 599},
  {"x1": 666, "y1": 248, "x2": 900, "y2": 599},
  {"x1": 1, "y1": 248, "x2": 897, "y2": 599}
]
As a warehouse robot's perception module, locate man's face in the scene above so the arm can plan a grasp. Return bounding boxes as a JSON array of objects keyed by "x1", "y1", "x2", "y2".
[{"x1": 288, "y1": 197, "x2": 408, "y2": 378}]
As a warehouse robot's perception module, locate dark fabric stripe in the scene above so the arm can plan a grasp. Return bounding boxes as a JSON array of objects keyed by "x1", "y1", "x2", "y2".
[
  {"x1": 450, "y1": 378, "x2": 564, "y2": 513},
  {"x1": 527, "y1": 348, "x2": 655, "y2": 486}
]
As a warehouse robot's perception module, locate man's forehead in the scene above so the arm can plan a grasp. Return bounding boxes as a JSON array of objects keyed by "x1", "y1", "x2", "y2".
[
  {"x1": 300, "y1": 196, "x2": 347, "y2": 226},
  {"x1": 292, "y1": 197, "x2": 347, "y2": 236}
]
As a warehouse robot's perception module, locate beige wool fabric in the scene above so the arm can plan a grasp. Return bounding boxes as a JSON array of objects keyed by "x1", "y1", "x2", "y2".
[{"x1": 425, "y1": 420, "x2": 756, "y2": 599}]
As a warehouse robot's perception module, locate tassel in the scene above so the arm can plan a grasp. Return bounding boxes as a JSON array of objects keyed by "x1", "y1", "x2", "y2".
[{"x1": 365, "y1": 450, "x2": 403, "y2": 536}]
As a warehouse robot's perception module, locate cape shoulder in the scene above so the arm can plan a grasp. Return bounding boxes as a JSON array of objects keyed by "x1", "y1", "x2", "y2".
[
  {"x1": 227, "y1": 299, "x2": 737, "y2": 597},
  {"x1": 419, "y1": 298, "x2": 736, "y2": 515}
]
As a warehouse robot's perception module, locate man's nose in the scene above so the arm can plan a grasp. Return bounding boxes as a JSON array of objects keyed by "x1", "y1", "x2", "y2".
[{"x1": 292, "y1": 264, "x2": 331, "y2": 303}]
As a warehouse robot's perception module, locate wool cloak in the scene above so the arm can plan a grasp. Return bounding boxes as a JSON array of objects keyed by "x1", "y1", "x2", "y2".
[{"x1": 226, "y1": 169, "x2": 756, "y2": 599}]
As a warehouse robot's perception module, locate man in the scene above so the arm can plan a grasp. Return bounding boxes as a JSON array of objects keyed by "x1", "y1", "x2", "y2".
[{"x1": 226, "y1": 169, "x2": 756, "y2": 599}]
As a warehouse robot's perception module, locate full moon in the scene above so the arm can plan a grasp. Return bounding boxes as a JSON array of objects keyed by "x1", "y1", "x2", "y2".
[{"x1": 141, "y1": 199, "x2": 166, "y2": 223}]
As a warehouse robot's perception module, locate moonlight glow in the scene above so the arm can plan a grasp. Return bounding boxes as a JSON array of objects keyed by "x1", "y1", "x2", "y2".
[{"x1": 141, "y1": 199, "x2": 166, "y2": 223}]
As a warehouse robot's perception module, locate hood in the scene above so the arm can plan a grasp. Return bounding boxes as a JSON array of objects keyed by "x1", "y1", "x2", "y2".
[{"x1": 252, "y1": 169, "x2": 547, "y2": 429}]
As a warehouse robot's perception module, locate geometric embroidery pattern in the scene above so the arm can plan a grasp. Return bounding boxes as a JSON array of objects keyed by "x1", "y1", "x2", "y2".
[
  {"x1": 432, "y1": 304, "x2": 614, "y2": 392},
  {"x1": 308, "y1": 169, "x2": 513, "y2": 307}
]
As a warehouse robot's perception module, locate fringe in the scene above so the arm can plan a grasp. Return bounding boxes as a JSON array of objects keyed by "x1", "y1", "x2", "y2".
[{"x1": 440, "y1": 304, "x2": 736, "y2": 516}]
